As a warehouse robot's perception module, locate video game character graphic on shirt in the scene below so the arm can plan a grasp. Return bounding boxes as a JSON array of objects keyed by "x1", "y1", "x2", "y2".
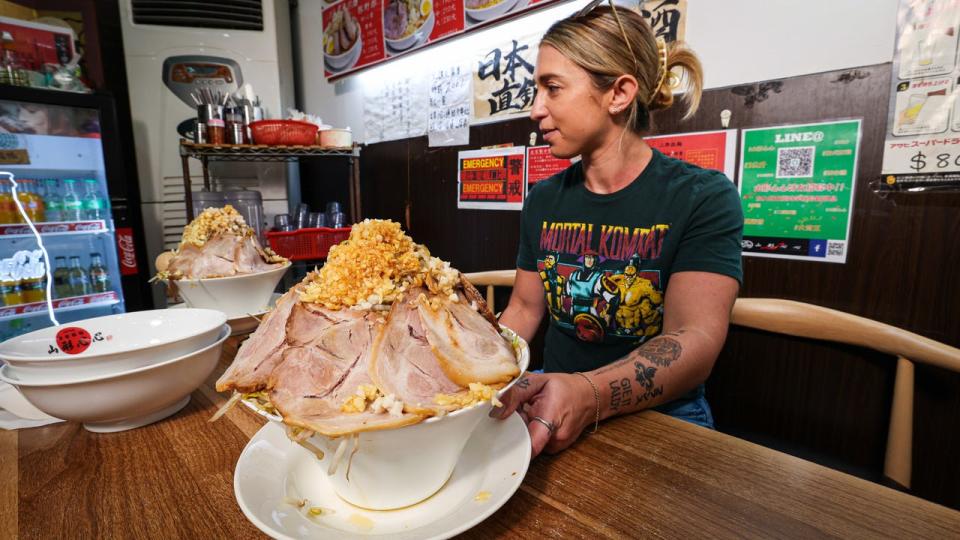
[
  {"x1": 539, "y1": 252, "x2": 565, "y2": 318},
  {"x1": 600, "y1": 254, "x2": 663, "y2": 337}
]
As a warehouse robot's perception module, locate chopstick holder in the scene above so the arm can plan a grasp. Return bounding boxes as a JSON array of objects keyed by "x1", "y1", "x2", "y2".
[{"x1": 574, "y1": 372, "x2": 600, "y2": 434}]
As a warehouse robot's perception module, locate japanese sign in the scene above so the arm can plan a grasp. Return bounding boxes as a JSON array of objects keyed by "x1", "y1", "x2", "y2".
[
  {"x1": 645, "y1": 129, "x2": 738, "y2": 180},
  {"x1": 458, "y1": 146, "x2": 526, "y2": 210},
  {"x1": 738, "y1": 120, "x2": 862, "y2": 263},
  {"x1": 526, "y1": 145, "x2": 572, "y2": 187},
  {"x1": 363, "y1": 75, "x2": 429, "y2": 144},
  {"x1": 882, "y1": 0, "x2": 960, "y2": 190},
  {"x1": 473, "y1": 34, "x2": 539, "y2": 124},
  {"x1": 429, "y1": 63, "x2": 472, "y2": 147},
  {"x1": 324, "y1": 0, "x2": 563, "y2": 80},
  {"x1": 640, "y1": 0, "x2": 687, "y2": 42}
]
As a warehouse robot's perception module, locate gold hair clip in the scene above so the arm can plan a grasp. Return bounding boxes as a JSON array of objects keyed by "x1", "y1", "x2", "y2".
[{"x1": 648, "y1": 37, "x2": 668, "y2": 105}]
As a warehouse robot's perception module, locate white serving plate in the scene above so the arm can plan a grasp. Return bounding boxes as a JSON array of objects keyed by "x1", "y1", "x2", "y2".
[{"x1": 235, "y1": 412, "x2": 530, "y2": 539}]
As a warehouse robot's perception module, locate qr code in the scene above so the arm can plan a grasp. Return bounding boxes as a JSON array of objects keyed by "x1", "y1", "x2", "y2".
[
  {"x1": 776, "y1": 146, "x2": 815, "y2": 178},
  {"x1": 827, "y1": 241, "x2": 844, "y2": 257}
]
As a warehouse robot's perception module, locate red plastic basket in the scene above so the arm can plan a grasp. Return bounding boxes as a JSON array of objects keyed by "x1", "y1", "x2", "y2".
[
  {"x1": 249, "y1": 120, "x2": 318, "y2": 146},
  {"x1": 266, "y1": 227, "x2": 351, "y2": 261}
]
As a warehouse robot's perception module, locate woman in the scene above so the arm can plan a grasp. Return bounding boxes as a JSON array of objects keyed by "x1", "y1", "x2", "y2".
[{"x1": 494, "y1": 3, "x2": 743, "y2": 458}]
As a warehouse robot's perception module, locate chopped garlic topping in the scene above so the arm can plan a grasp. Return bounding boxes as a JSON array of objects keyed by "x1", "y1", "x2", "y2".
[
  {"x1": 299, "y1": 219, "x2": 460, "y2": 310},
  {"x1": 434, "y1": 382, "x2": 504, "y2": 408}
]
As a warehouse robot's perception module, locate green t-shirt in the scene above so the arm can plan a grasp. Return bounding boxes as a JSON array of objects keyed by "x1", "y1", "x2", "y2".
[{"x1": 517, "y1": 148, "x2": 743, "y2": 373}]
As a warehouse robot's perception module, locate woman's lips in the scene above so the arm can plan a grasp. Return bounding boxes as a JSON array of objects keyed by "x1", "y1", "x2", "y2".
[{"x1": 542, "y1": 129, "x2": 557, "y2": 143}]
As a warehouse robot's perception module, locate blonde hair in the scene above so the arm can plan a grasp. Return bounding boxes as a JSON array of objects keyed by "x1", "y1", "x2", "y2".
[{"x1": 541, "y1": 5, "x2": 704, "y2": 132}]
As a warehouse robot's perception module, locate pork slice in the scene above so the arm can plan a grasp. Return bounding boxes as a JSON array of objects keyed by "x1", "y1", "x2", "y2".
[
  {"x1": 286, "y1": 303, "x2": 368, "y2": 346},
  {"x1": 235, "y1": 235, "x2": 278, "y2": 274},
  {"x1": 215, "y1": 287, "x2": 299, "y2": 392},
  {"x1": 167, "y1": 235, "x2": 238, "y2": 279},
  {"x1": 459, "y1": 273, "x2": 500, "y2": 330},
  {"x1": 417, "y1": 293, "x2": 519, "y2": 387},
  {"x1": 369, "y1": 289, "x2": 465, "y2": 415},
  {"x1": 270, "y1": 332, "x2": 421, "y2": 437}
]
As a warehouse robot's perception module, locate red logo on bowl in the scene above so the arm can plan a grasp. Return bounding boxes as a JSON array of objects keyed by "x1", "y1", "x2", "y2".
[{"x1": 55, "y1": 327, "x2": 93, "y2": 355}]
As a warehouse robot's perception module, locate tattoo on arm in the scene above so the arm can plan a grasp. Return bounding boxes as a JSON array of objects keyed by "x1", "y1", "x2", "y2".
[
  {"x1": 637, "y1": 336, "x2": 682, "y2": 367},
  {"x1": 608, "y1": 378, "x2": 632, "y2": 411},
  {"x1": 634, "y1": 360, "x2": 664, "y2": 404},
  {"x1": 516, "y1": 377, "x2": 531, "y2": 390}
]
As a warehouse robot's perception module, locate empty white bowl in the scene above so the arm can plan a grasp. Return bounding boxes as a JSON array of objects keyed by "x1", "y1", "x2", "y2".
[
  {"x1": 172, "y1": 262, "x2": 290, "y2": 319},
  {"x1": 0, "y1": 324, "x2": 230, "y2": 433},
  {"x1": 0, "y1": 309, "x2": 227, "y2": 383},
  {"x1": 245, "y1": 327, "x2": 529, "y2": 510}
]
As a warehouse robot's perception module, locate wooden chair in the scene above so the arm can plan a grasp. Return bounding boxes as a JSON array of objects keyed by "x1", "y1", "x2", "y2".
[{"x1": 463, "y1": 269, "x2": 960, "y2": 489}]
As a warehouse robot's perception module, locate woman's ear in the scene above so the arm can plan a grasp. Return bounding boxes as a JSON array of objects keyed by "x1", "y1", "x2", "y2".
[{"x1": 608, "y1": 74, "x2": 639, "y2": 115}]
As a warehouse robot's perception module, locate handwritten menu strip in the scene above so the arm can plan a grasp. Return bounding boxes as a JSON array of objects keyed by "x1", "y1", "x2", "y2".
[
  {"x1": 364, "y1": 76, "x2": 429, "y2": 144},
  {"x1": 429, "y1": 64, "x2": 471, "y2": 147}
]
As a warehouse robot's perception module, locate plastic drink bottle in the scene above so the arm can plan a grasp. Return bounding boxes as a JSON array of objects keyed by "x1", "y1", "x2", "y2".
[
  {"x1": 62, "y1": 179, "x2": 83, "y2": 221},
  {"x1": 43, "y1": 179, "x2": 63, "y2": 222}
]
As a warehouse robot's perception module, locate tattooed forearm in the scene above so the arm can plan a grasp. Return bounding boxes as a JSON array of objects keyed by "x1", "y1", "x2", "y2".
[
  {"x1": 608, "y1": 378, "x2": 632, "y2": 410},
  {"x1": 634, "y1": 359, "x2": 664, "y2": 404},
  {"x1": 516, "y1": 376, "x2": 531, "y2": 390},
  {"x1": 637, "y1": 336, "x2": 682, "y2": 367}
]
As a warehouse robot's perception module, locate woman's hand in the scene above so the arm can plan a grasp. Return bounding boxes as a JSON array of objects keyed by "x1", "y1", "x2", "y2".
[{"x1": 492, "y1": 372, "x2": 596, "y2": 458}]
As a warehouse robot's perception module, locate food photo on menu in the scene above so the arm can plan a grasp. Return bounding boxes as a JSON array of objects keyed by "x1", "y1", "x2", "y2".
[{"x1": 384, "y1": 0, "x2": 435, "y2": 54}]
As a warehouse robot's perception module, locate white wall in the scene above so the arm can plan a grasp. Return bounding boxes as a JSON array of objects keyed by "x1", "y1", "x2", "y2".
[{"x1": 297, "y1": 0, "x2": 898, "y2": 142}]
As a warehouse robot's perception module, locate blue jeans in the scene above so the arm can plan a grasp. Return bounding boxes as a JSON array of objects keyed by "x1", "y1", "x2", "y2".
[
  {"x1": 652, "y1": 384, "x2": 714, "y2": 429},
  {"x1": 532, "y1": 371, "x2": 715, "y2": 430}
]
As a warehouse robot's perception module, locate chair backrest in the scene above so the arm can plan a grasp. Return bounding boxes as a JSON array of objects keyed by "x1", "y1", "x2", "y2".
[{"x1": 462, "y1": 269, "x2": 960, "y2": 489}]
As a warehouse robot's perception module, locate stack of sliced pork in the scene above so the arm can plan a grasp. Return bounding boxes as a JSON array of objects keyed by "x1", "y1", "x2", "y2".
[
  {"x1": 166, "y1": 232, "x2": 281, "y2": 279},
  {"x1": 216, "y1": 274, "x2": 519, "y2": 436}
]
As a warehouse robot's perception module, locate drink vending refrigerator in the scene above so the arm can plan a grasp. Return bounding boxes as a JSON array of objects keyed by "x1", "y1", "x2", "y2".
[{"x1": 0, "y1": 87, "x2": 151, "y2": 340}]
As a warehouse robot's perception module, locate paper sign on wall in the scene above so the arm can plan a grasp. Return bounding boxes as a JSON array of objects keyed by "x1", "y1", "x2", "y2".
[
  {"x1": 738, "y1": 120, "x2": 862, "y2": 264},
  {"x1": 472, "y1": 34, "x2": 539, "y2": 125},
  {"x1": 645, "y1": 129, "x2": 738, "y2": 180},
  {"x1": 526, "y1": 145, "x2": 572, "y2": 187},
  {"x1": 429, "y1": 63, "x2": 472, "y2": 147},
  {"x1": 457, "y1": 146, "x2": 526, "y2": 210},
  {"x1": 363, "y1": 75, "x2": 428, "y2": 144},
  {"x1": 881, "y1": 0, "x2": 960, "y2": 190}
]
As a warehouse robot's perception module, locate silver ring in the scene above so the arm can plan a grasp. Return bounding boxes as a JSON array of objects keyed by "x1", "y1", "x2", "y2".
[{"x1": 532, "y1": 416, "x2": 557, "y2": 435}]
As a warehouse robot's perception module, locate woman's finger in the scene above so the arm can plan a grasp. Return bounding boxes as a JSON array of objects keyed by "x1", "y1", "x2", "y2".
[
  {"x1": 527, "y1": 417, "x2": 553, "y2": 458},
  {"x1": 492, "y1": 373, "x2": 542, "y2": 419}
]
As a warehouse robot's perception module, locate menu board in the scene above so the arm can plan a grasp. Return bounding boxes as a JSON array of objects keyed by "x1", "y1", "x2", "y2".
[
  {"x1": 457, "y1": 146, "x2": 526, "y2": 210},
  {"x1": 323, "y1": 0, "x2": 562, "y2": 79},
  {"x1": 738, "y1": 120, "x2": 861, "y2": 264},
  {"x1": 881, "y1": 0, "x2": 960, "y2": 190}
]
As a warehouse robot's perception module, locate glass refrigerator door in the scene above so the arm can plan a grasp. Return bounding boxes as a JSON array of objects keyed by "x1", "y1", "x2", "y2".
[{"x1": 0, "y1": 98, "x2": 124, "y2": 341}]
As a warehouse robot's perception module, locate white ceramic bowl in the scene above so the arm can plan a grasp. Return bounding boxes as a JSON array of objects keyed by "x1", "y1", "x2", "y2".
[
  {"x1": 172, "y1": 262, "x2": 290, "y2": 319},
  {"x1": 466, "y1": 0, "x2": 520, "y2": 22},
  {"x1": 0, "y1": 324, "x2": 230, "y2": 433},
  {"x1": 169, "y1": 293, "x2": 280, "y2": 336},
  {"x1": 0, "y1": 309, "x2": 226, "y2": 383},
  {"x1": 318, "y1": 128, "x2": 353, "y2": 149},
  {"x1": 245, "y1": 327, "x2": 529, "y2": 510}
]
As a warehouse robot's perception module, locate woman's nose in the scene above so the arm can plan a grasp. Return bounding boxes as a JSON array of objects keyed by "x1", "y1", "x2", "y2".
[{"x1": 529, "y1": 91, "x2": 547, "y2": 121}]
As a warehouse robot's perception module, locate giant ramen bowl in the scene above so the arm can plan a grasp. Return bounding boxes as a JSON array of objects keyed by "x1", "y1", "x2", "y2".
[{"x1": 245, "y1": 327, "x2": 529, "y2": 510}]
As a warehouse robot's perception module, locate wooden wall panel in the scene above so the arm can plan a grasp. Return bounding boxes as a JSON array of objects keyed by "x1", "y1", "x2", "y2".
[{"x1": 313, "y1": 62, "x2": 960, "y2": 509}]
